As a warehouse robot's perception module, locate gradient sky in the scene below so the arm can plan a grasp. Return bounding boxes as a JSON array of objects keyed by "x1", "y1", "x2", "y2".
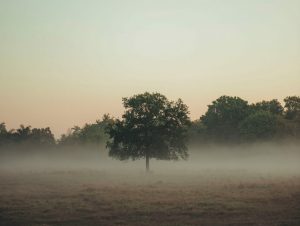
[{"x1": 1, "y1": 0, "x2": 300, "y2": 137}]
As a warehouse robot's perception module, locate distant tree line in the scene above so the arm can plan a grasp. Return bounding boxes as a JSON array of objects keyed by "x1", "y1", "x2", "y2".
[
  {"x1": 0, "y1": 95, "x2": 299, "y2": 151},
  {"x1": 189, "y1": 95, "x2": 300, "y2": 143},
  {"x1": 0, "y1": 124, "x2": 55, "y2": 149},
  {"x1": 58, "y1": 114, "x2": 113, "y2": 147},
  {"x1": 0, "y1": 115, "x2": 113, "y2": 150}
]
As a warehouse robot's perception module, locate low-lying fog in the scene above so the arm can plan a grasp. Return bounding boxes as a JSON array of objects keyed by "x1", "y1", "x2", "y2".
[{"x1": 1, "y1": 143, "x2": 299, "y2": 177}]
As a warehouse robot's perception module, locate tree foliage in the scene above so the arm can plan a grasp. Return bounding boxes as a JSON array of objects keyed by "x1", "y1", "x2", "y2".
[
  {"x1": 106, "y1": 92, "x2": 191, "y2": 170},
  {"x1": 193, "y1": 95, "x2": 300, "y2": 143},
  {"x1": 0, "y1": 124, "x2": 55, "y2": 148},
  {"x1": 250, "y1": 99, "x2": 283, "y2": 115},
  {"x1": 200, "y1": 96, "x2": 249, "y2": 141},
  {"x1": 239, "y1": 111, "x2": 278, "y2": 140},
  {"x1": 284, "y1": 96, "x2": 300, "y2": 120},
  {"x1": 58, "y1": 114, "x2": 113, "y2": 146}
]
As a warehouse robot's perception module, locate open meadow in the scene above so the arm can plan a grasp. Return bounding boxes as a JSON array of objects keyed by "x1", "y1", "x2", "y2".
[{"x1": 0, "y1": 145, "x2": 299, "y2": 226}]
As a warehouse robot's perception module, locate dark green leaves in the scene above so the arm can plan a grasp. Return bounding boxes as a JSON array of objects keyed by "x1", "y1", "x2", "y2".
[{"x1": 106, "y1": 92, "x2": 191, "y2": 161}]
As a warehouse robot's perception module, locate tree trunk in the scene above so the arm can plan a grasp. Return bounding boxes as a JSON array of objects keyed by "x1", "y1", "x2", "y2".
[{"x1": 146, "y1": 154, "x2": 150, "y2": 172}]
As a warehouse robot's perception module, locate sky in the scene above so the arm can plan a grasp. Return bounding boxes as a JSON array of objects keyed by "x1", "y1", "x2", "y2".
[{"x1": 0, "y1": 0, "x2": 300, "y2": 137}]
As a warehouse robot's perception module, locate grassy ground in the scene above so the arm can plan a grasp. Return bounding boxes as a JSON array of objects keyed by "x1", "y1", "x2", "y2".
[{"x1": 0, "y1": 169, "x2": 299, "y2": 226}]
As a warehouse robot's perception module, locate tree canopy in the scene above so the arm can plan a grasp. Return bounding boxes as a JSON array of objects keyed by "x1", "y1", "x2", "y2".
[
  {"x1": 58, "y1": 114, "x2": 113, "y2": 147},
  {"x1": 239, "y1": 111, "x2": 278, "y2": 140},
  {"x1": 284, "y1": 96, "x2": 300, "y2": 120},
  {"x1": 250, "y1": 99, "x2": 283, "y2": 115},
  {"x1": 0, "y1": 124, "x2": 55, "y2": 148},
  {"x1": 106, "y1": 92, "x2": 191, "y2": 171},
  {"x1": 189, "y1": 95, "x2": 300, "y2": 143},
  {"x1": 200, "y1": 96, "x2": 249, "y2": 141}
]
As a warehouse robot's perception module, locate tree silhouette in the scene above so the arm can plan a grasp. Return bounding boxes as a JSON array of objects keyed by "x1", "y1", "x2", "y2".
[
  {"x1": 0, "y1": 123, "x2": 9, "y2": 146},
  {"x1": 200, "y1": 96, "x2": 249, "y2": 141},
  {"x1": 106, "y1": 92, "x2": 191, "y2": 171},
  {"x1": 58, "y1": 114, "x2": 113, "y2": 146},
  {"x1": 284, "y1": 96, "x2": 300, "y2": 120},
  {"x1": 251, "y1": 99, "x2": 283, "y2": 115},
  {"x1": 239, "y1": 111, "x2": 278, "y2": 140}
]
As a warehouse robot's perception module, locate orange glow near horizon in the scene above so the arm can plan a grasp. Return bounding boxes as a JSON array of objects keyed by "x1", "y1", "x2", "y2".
[{"x1": 1, "y1": 0, "x2": 299, "y2": 137}]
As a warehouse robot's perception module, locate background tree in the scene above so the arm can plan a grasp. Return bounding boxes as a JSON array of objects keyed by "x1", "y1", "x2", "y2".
[
  {"x1": 250, "y1": 99, "x2": 283, "y2": 115},
  {"x1": 188, "y1": 120, "x2": 208, "y2": 145},
  {"x1": 106, "y1": 92, "x2": 191, "y2": 172},
  {"x1": 30, "y1": 127, "x2": 55, "y2": 146},
  {"x1": 58, "y1": 114, "x2": 113, "y2": 147},
  {"x1": 239, "y1": 111, "x2": 278, "y2": 141},
  {"x1": 200, "y1": 96, "x2": 249, "y2": 141},
  {"x1": 0, "y1": 124, "x2": 56, "y2": 149},
  {"x1": 14, "y1": 125, "x2": 32, "y2": 144},
  {"x1": 0, "y1": 123, "x2": 9, "y2": 147},
  {"x1": 79, "y1": 114, "x2": 113, "y2": 145},
  {"x1": 284, "y1": 96, "x2": 300, "y2": 120},
  {"x1": 282, "y1": 96, "x2": 300, "y2": 138}
]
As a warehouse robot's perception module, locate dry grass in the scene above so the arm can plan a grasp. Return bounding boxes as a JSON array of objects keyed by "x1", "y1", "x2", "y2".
[{"x1": 0, "y1": 169, "x2": 299, "y2": 226}]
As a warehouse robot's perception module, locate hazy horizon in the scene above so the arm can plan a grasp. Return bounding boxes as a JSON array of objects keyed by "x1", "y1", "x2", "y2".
[{"x1": 1, "y1": 0, "x2": 299, "y2": 137}]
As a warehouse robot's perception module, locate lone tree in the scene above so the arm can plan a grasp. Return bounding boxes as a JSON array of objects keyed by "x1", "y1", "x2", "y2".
[{"x1": 106, "y1": 92, "x2": 191, "y2": 172}]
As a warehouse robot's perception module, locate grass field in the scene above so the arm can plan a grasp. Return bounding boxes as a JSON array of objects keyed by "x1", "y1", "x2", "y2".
[{"x1": 0, "y1": 167, "x2": 299, "y2": 226}]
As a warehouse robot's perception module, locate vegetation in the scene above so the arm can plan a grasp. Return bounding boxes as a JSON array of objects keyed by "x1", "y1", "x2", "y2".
[
  {"x1": 200, "y1": 96, "x2": 249, "y2": 141},
  {"x1": 191, "y1": 95, "x2": 300, "y2": 144},
  {"x1": 1, "y1": 170, "x2": 299, "y2": 226},
  {"x1": 106, "y1": 92, "x2": 191, "y2": 171},
  {"x1": 1, "y1": 94, "x2": 299, "y2": 152},
  {"x1": 58, "y1": 114, "x2": 113, "y2": 147},
  {"x1": 284, "y1": 96, "x2": 300, "y2": 120},
  {"x1": 0, "y1": 123, "x2": 55, "y2": 148},
  {"x1": 239, "y1": 111, "x2": 278, "y2": 140}
]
